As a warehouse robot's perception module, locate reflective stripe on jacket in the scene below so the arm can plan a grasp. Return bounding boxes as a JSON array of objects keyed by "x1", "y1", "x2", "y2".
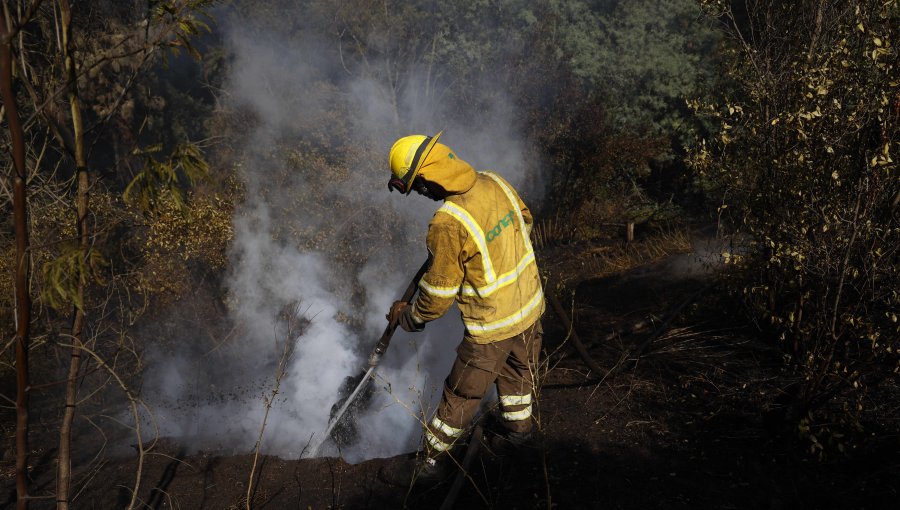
[{"x1": 412, "y1": 171, "x2": 544, "y2": 343}]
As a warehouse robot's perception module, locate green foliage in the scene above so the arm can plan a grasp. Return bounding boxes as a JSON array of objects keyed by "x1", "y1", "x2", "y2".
[
  {"x1": 1, "y1": 0, "x2": 220, "y2": 321},
  {"x1": 553, "y1": 0, "x2": 720, "y2": 150},
  {"x1": 41, "y1": 244, "x2": 107, "y2": 311},
  {"x1": 0, "y1": 0, "x2": 234, "y2": 479},
  {"x1": 152, "y1": 0, "x2": 218, "y2": 60},
  {"x1": 693, "y1": 0, "x2": 900, "y2": 448},
  {"x1": 513, "y1": 0, "x2": 720, "y2": 226},
  {"x1": 125, "y1": 143, "x2": 211, "y2": 216}
]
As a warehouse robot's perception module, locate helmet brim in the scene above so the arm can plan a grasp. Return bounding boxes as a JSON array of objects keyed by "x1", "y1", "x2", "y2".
[{"x1": 403, "y1": 131, "x2": 442, "y2": 195}]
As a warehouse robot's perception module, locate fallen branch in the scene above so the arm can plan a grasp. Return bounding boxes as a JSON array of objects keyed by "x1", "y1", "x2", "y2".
[
  {"x1": 586, "y1": 318, "x2": 655, "y2": 350},
  {"x1": 548, "y1": 282, "x2": 714, "y2": 383},
  {"x1": 547, "y1": 292, "x2": 604, "y2": 376}
]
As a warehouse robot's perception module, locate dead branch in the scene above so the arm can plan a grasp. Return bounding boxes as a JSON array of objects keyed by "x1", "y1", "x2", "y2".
[
  {"x1": 549, "y1": 281, "x2": 714, "y2": 385},
  {"x1": 246, "y1": 316, "x2": 299, "y2": 510},
  {"x1": 547, "y1": 291, "x2": 604, "y2": 376},
  {"x1": 60, "y1": 341, "x2": 154, "y2": 510}
]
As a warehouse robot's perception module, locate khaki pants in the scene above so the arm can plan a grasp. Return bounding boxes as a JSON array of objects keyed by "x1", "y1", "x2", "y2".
[{"x1": 423, "y1": 320, "x2": 543, "y2": 454}]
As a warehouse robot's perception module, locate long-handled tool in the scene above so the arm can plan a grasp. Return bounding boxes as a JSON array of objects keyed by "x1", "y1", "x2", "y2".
[{"x1": 306, "y1": 257, "x2": 430, "y2": 457}]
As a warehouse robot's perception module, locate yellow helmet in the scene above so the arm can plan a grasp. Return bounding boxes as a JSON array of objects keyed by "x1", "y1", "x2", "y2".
[{"x1": 388, "y1": 131, "x2": 442, "y2": 194}]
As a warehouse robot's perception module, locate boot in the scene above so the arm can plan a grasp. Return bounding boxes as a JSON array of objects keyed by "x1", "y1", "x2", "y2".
[
  {"x1": 483, "y1": 428, "x2": 536, "y2": 457},
  {"x1": 416, "y1": 455, "x2": 453, "y2": 485},
  {"x1": 378, "y1": 451, "x2": 454, "y2": 488}
]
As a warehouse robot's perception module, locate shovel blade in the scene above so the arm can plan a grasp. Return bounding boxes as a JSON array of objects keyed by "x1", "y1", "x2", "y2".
[{"x1": 327, "y1": 370, "x2": 375, "y2": 447}]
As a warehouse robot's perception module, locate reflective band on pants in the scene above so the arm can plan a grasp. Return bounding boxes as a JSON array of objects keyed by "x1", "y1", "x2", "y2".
[
  {"x1": 500, "y1": 394, "x2": 532, "y2": 407},
  {"x1": 425, "y1": 430, "x2": 453, "y2": 452},
  {"x1": 431, "y1": 416, "x2": 464, "y2": 438},
  {"x1": 502, "y1": 404, "x2": 532, "y2": 422}
]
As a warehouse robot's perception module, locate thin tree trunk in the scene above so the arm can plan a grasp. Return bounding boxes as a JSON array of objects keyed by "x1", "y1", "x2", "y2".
[
  {"x1": 1, "y1": 6, "x2": 33, "y2": 510},
  {"x1": 806, "y1": 0, "x2": 826, "y2": 63},
  {"x1": 56, "y1": 1, "x2": 88, "y2": 508}
]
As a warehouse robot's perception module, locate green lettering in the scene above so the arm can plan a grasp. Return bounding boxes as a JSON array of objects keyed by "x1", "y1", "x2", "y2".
[{"x1": 487, "y1": 211, "x2": 517, "y2": 243}]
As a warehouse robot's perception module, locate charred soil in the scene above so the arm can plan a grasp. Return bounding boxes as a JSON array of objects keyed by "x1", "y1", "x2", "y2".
[{"x1": 3, "y1": 234, "x2": 898, "y2": 509}]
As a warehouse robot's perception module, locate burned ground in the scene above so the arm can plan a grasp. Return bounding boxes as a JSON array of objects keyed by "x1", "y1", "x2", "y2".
[{"x1": 3, "y1": 234, "x2": 898, "y2": 509}]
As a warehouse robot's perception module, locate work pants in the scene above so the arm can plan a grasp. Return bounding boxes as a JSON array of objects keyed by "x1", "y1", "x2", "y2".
[{"x1": 424, "y1": 320, "x2": 543, "y2": 454}]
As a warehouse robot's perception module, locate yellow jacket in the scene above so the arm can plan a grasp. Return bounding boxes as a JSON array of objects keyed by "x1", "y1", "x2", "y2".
[{"x1": 410, "y1": 143, "x2": 544, "y2": 343}]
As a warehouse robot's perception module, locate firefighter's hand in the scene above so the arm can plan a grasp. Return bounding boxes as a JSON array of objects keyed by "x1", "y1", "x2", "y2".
[
  {"x1": 386, "y1": 301, "x2": 408, "y2": 328},
  {"x1": 386, "y1": 301, "x2": 425, "y2": 332}
]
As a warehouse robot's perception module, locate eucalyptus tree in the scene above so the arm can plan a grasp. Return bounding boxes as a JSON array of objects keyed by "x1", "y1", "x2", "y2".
[{"x1": 0, "y1": 1, "x2": 216, "y2": 508}]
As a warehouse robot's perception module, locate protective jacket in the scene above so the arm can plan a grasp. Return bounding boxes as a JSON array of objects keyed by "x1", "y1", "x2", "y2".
[{"x1": 410, "y1": 143, "x2": 544, "y2": 343}]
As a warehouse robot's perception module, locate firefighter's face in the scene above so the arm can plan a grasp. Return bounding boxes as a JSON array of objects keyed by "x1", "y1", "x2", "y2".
[{"x1": 412, "y1": 177, "x2": 440, "y2": 201}]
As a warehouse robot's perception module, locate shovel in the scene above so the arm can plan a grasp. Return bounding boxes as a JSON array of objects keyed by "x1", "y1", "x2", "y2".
[{"x1": 307, "y1": 257, "x2": 430, "y2": 457}]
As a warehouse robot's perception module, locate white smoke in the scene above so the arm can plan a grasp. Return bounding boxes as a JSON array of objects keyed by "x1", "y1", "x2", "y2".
[{"x1": 142, "y1": 11, "x2": 541, "y2": 462}]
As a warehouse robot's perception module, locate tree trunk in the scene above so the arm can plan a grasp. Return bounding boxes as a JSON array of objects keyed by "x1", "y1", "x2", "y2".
[
  {"x1": 56, "y1": 1, "x2": 88, "y2": 508},
  {"x1": 1, "y1": 7, "x2": 33, "y2": 510}
]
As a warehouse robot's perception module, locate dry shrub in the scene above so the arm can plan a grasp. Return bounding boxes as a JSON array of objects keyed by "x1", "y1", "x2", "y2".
[
  {"x1": 134, "y1": 189, "x2": 235, "y2": 299},
  {"x1": 694, "y1": 0, "x2": 900, "y2": 453}
]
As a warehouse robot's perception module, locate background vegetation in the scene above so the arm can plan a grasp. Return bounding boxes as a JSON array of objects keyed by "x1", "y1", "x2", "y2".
[{"x1": 691, "y1": 0, "x2": 898, "y2": 455}]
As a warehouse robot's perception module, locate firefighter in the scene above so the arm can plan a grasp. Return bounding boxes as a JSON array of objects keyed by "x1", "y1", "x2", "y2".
[{"x1": 383, "y1": 132, "x2": 544, "y2": 486}]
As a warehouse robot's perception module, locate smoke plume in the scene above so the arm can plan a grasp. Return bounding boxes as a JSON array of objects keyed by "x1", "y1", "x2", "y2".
[{"x1": 142, "y1": 10, "x2": 542, "y2": 462}]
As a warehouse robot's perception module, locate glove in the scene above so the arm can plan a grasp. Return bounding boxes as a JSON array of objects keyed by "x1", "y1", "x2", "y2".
[{"x1": 385, "y1": 301, "x2": 425, "y2": 332}]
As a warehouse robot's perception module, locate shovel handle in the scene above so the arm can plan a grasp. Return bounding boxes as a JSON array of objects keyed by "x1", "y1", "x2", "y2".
[{"x1": 367, "y1": 256, "x2": 431, "y2": 366}]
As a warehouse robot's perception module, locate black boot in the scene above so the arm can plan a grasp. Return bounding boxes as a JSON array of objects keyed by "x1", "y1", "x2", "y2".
[
  {"x1": 483, "y1": 428, "x2": 536, "y2": 457},
  {"x1": 378, "y1": 452, "x2": 454, "y2": 488},
  {"x1": 416, "y1": 455, "x2": 453, "y2": 485}
]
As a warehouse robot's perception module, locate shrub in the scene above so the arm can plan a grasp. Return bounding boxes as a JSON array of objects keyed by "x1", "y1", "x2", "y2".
[{"x1": 693, "y1": 0, "x2": 899, "y2": 452}]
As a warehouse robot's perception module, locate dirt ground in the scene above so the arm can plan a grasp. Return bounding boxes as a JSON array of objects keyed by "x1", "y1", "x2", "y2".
[{"x1": 3, "y1": 234, "x2": 899, "y2": 509}]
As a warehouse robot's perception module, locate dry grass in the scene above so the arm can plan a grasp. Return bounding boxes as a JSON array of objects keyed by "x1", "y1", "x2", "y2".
[
  {"x1": 582, "y1": 228, "x2": 691, "y2": 277},
  {"x1": 531, "y1": 215, "x2": 570, "y2": 250},
  {"x1": 537, "y1": 222, "x2": 693, "y2": 290}
]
